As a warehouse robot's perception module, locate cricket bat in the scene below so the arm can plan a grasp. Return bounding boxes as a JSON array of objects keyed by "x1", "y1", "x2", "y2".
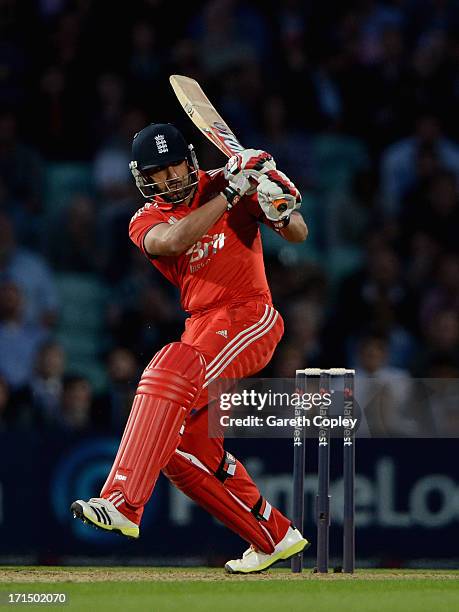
[
  {"x1": 169, "y1": 74, "x2": 245, "y2": 158},
  {"x1": 169, "y1": 74, "x2": 289, "y2": 212}
]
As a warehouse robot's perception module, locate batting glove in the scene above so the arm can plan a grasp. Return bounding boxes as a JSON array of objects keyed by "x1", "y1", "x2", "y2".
[
  {"x1": 257, "y1": 170, "x2": 302, "y2": 221},
  {"x1": 223, "y1": 154, "x2": 253, "y2": 196},
  {"x1": 237, "y1": 149, "x2": 276, "y2": 174},
  {"x1": 224, "y1": 149, "x2": 276, "y2": 194}
]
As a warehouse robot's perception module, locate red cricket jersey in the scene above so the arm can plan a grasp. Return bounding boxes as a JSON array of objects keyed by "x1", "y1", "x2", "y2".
[{"x1": 129, "y1": 169, "x2": 272, "y2": 314}]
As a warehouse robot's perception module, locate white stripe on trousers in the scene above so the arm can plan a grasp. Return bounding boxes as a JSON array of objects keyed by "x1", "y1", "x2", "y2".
[
  {"x1": 204, "y1": 306, "x2": 278, "y2": 388},
  {"x1": 205, "y1": 305, "x2": 271, "y2": 373}
]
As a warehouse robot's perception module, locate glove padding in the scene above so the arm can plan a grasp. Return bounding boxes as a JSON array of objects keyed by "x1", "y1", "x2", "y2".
[
  {"x1": 257, "y1": 170, "x2": 302, "y2": 221},
  {"x1": 234, "y1": 149, "x2": 276, "y2": 173},
  {"x1": 224, "y1": 149, "x2": 276, "y2": 196}
]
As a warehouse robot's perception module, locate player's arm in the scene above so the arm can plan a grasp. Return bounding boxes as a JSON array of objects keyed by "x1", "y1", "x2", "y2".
[
  {"x1": 144, "y1": 194, "x2": 228, "y2": 256},
  {"x1": 144, "y1": 150, "x2": 275, "y2": 256},
  {"x1": 276, "y1": 211, "x2": 308, "y2": 243},
  {"x1": 256, "y1": 170, "x2": 308, "y2": 243}
]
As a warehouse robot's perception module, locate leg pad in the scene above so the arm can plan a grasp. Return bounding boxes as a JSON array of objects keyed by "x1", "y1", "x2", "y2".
[{"x1": 101, "y1": 342, "x2": 205, "y2": 507}]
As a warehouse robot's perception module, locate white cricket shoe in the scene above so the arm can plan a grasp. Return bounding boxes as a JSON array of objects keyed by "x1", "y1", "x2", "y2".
[
  {"x1": 70, "y1": 497, "x2": 139, "y2": 539},
  {"x1": 225, "y1": 526, "x2": 309, "y2": 574}
]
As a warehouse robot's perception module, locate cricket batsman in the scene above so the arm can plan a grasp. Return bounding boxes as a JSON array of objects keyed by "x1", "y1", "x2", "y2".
[{"x1": 71, "y1": 122, "x2": 309, "y2": 573}]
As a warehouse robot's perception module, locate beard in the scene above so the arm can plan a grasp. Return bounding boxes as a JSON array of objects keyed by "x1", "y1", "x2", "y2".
[{"x1": 162, "y1": 173, "x2": 195, "y2": 203}]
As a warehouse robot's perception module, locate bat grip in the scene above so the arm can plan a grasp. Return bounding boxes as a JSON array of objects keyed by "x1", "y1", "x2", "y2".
[
  {"x1": 247, "y1": 175, "x2": 288, "y2": 213},
  {"x1": 272, "y1": 198, "x2": 289, "y2": 213},
  {"x1": 245, "y1": 168, "x2": 289, "y2": 213}
]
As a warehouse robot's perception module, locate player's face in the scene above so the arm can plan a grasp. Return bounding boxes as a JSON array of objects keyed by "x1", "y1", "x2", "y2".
[{"x1": 146, "y1": 160, "x2": 194, "y2": 203}]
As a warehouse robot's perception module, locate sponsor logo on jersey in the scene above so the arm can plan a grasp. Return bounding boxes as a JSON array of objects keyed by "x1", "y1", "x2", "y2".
[
  {"x1": 216, "y1": 329, "x2": 228, "y2": 339},
  {"x1": 186, "y1": 232, "x2": 226, "y2": 273}
]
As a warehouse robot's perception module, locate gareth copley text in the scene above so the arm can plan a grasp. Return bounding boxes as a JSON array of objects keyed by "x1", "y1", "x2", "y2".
[{"x1": 220, "y1": 414, "x2": 358, "y2": 430}]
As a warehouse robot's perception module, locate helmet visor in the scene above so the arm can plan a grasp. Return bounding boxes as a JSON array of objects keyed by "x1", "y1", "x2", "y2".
[{"x1": 140, "y1": 165, "x2": 199, "y2": 202}]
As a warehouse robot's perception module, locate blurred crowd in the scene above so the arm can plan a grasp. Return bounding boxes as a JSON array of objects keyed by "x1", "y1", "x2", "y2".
[{"x1": 1, "y1": 0, "x2": 458, "y2": 433}]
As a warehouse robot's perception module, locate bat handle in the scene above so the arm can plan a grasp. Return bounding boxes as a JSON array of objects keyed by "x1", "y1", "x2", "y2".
[
  {"x1": 272, "y1": 198, "x2": 289, "y2": 213},
  {"x1": 247, "y1": 175, "x2": 288, "y2": 213}
]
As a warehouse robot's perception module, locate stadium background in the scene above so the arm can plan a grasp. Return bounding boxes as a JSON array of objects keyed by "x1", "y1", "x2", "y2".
[{"x1": 0, "y1": 0, "x2": 458, "y2": 567}]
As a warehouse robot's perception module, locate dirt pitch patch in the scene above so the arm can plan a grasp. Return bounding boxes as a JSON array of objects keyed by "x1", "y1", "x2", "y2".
[{"x1": 0, "y1": 568, "x2": 458, "y2": 583}]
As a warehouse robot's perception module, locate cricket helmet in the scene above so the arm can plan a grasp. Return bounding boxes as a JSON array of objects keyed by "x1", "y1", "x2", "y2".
[{"x1": 129, "y1": 123, "x2": 199, "y2": 202}]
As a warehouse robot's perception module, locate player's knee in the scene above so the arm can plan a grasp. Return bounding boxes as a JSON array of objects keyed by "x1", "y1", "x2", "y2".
[
  {"x1": 138, "y1": 342, "x2": 206, "y2": 406},
  {"x1": 163, "y1": 451, "x2": 206, "y2": 489}
]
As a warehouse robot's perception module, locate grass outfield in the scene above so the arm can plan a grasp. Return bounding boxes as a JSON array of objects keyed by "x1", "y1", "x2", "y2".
[{"x1": 0, "y1": 568, "x2": 458, "y2": 612}]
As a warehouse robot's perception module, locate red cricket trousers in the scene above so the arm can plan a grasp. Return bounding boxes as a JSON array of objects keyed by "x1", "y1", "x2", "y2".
[{"x1": 162, "y1": 300, "x2": 292, "y2": 553}]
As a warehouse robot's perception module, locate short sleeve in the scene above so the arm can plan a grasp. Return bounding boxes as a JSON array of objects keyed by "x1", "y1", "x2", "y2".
[{"x1": 129, "y1": 205, "x2": 168, "y2": 256}]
